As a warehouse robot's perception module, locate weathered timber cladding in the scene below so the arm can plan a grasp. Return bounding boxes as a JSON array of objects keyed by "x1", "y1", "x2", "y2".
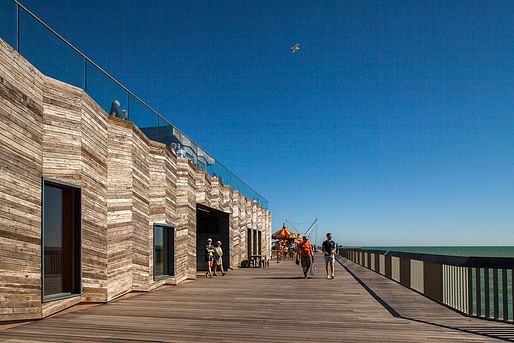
[
  {"x1": 81, "y1": 93, "x2": 109, "y2": 302},
  {"x1": 230, "y1": 191, "x2": 241, "y2": 266},
  {"x1": 131, "y1": 128, "x2": 150, "y2": 291},
  {"x1": 0, "y1": 38, "x2": 271, "y2": 321},
  {"x1": 0, "y1": 40, "x2": 44, "y2": 322},
  {"x1": 105, "y1": 118, "x2": 133, "y2": 300},
  {"x1": 175, "y1": 158, "x2": 197, "y2": 281}
]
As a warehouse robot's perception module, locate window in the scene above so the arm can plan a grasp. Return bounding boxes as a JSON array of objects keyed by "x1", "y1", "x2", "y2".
[
  {"x1": 42, "y1": 179, "x2": 81, "y2": 301},
  {"x1": 153, "y1": 224, "x2": 174, "y2": 280}
]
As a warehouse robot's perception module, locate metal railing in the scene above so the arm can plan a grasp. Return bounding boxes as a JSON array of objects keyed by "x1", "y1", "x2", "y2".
[
  {"x1": 340, "y1": 248, "x2": 514, "y2": 323},
  {"x1": 0, "y1": 0, "x2": 268, "y2": 209}
]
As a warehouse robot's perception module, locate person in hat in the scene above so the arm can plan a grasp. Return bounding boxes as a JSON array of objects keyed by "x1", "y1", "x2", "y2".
[
  {"x1": 205, "y1": 238, "x2": 215, "y2": 277},
  {"x1": 213, "y1": 240, "x2": 225, "y2": 276},
  {"x1": 297, "y1": 236, "x2": 314, "y2": 278}
]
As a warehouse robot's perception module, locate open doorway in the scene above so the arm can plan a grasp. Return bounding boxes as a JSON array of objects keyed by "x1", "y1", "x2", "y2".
[{"x1": 196, "y1": 204, "x2": 230, "y2": 271}]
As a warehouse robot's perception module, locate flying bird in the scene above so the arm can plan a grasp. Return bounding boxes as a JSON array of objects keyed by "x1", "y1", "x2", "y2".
[{"x1": 290, "y1": 43, "x2": 300, "y2": 54}]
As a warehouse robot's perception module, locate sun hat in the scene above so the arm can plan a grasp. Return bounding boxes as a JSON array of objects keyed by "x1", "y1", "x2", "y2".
[{"x1": 207, "y1": 238, "x2": 212, "y2": 242}]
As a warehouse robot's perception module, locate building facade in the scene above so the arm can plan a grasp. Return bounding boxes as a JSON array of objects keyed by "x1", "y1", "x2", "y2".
[{"x1": 0, "y1": 38, "x2": 271, "y2": 322}]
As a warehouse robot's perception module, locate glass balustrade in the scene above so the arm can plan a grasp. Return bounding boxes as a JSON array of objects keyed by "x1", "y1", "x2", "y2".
[{"x1": 0, "y1": 0, "x2": 268, "y2": 209}]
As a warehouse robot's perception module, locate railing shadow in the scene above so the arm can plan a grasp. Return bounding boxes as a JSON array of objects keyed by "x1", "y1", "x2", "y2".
[{"x1": 337, "y1": 257, "x2": 514, "y2": 342}]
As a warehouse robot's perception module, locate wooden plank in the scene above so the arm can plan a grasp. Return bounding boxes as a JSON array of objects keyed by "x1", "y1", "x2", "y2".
[{"x1": 0, "y1": 38, "x2": 44, "y2": 322}]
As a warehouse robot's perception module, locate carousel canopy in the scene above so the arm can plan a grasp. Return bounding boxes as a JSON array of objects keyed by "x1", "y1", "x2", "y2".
[{"x1": 272, "y1": 225, "x2": 292, "y2": 240}]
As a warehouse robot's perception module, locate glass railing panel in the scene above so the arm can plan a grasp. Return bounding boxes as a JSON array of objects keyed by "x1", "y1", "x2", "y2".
[
  {"x1": 86, "y1": 61, "x2": 127, "y2": 114},
  {"x1": 157, "y1": 120, "x2": 175, "y2": 150},
  {"x1": 129, "y1": 95, "x2": 159, "y2": 141},
  {"x1": 0, "y1": 0, "x2": 17, "y2": 49},
  {"x1": 19, "y1": 8, "x2": 84, "y2": 88}
]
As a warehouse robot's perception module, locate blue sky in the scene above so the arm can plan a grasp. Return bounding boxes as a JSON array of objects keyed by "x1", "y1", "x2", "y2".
[{"x1": 16, "y1": 0, "x2": 514, "y2": 246}]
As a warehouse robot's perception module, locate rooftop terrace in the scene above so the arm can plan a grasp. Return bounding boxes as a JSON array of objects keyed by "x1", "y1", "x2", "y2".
[{"x1": 2, "y1": 255, "x2": 513, "y2": 342}]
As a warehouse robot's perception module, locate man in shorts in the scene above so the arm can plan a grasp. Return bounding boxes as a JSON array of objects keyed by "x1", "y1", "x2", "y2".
[
  {"x1": 297, "y1": 236, "x2": 314, "y2": 279},
  {"x1": 322, "y1": 233, "x2": 336, "y2": 279}
]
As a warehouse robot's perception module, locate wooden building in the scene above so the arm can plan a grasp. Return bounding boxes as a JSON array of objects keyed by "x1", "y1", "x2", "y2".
[{"x1": 0, "y1": 38, "x2": 271, "y2": 322}]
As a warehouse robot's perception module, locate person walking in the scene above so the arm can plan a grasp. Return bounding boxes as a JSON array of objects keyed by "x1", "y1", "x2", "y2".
[
  {"x1": 297, "y1": 236, "x2": 314, "y2": 279},
  {"x1": 322, "y1": 233, "x2": 337, "y2": 279},
  {"x1": 205, "y1": 238, "x2": 215, "y2": 277},
  {"x1": 213, "y1": 240, "x2": 225, "y2": 276}
]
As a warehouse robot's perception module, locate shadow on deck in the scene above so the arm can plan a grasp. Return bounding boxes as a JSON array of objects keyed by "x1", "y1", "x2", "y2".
[{"x1": 339, "y1": 257, "x2": 514, "y2": 342}]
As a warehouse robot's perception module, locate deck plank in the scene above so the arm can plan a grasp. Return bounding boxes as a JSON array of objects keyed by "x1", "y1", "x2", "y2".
[{"x1": 0, "y1": 255, "x2": 504, "y2": 342}]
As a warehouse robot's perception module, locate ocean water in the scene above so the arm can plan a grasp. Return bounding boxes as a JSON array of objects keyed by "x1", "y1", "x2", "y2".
[{"x1": 361, "y1": 246, "x2": 514, "y2": 257}]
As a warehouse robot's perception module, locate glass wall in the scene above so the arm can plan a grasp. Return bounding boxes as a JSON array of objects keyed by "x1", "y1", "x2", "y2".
[
  {"x1": 0, "y1": 0, "x2": 269, "y2": 209},
  {"x1": 0, "y1": 0, "x2": 17, "y2": 49},
  {"x1": 43, "y1": 180, "x2": 81, "y2": 301},
  {"x1": 153, "y1": 224, "x2": 174, "y2": 279},
  {"x1": 19, "y1": 7, "x2": 84, "y2": 88}
]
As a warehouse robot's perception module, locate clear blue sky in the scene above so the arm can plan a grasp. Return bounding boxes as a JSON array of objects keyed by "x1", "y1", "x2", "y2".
[{"x1": 19, "y1": 0, "x2": 514, "y2": 246}]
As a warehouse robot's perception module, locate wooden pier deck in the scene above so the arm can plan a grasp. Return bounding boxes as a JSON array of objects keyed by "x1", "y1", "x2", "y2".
[{"x1": 1, "y1": 255, "x2": 511, "y2": 342}]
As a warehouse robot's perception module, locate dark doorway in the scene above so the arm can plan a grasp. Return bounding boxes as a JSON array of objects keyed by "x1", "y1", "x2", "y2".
[
  {"x1": 247, "y1": 228, "x2": 252, "y2": 258},
  {"x1": 258, "y1": 230, "x2": 262, "y2": 255},
  {"x1": 196, "y1": 204, "x2": 230, "y2": 271},
  {"x1": 42, "y1": 179, "x2": 81, "y2": 302},
  {"x1": 252, "y1": 229, "x2": 257, "y2": 255},
  {"x1": 153, "y1": 224, "x2": 174, "y2": 280}
]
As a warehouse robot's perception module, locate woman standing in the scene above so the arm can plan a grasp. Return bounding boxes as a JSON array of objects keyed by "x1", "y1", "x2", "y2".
[
  {"x1": 213, "y1": 241, "x2": 225, "y2": 276},
  {"x1": 205, "y1": 238, "x2": 215, "y2": 277}
]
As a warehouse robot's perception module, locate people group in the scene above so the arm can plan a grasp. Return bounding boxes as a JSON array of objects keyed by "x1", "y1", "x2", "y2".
[
  {"x1": 296, "y1": 232, "x2": 338, "y2": 279},
  {"x1": 205, "y1": 238, "x2": 226, "y2": 278},
  {"x1": 205, "y1": 232, "x2": 339, "y2": 279}
]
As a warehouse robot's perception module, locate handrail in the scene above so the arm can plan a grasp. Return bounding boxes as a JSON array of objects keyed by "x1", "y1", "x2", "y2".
[{"x1": 358, "y1": 248, "x2": 514, "y2": 269}]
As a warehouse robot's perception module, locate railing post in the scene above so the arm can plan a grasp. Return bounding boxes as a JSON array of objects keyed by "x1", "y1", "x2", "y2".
[
  {"x1": 385, "y1": 255, "x2": 392, "y2": 278},
  {"x1": 400, "y1": 257, "x2": 410, "y2": 288},
  {"x1": 424, "y1": 262, "x2": 443, "y2": 303}
]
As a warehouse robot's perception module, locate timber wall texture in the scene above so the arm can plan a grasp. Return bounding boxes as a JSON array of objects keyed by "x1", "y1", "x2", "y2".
[{"x1": 0, "y1": 38, "x2": 271, "y2": 322}]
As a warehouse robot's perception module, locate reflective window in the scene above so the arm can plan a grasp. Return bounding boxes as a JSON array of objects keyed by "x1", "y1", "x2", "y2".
[
  {"x1": 43, "y1": 180, "x2": 81, "y2": 300},
  {"x1": 153, "y1": 224, "x2": 174, "y2": 279}
]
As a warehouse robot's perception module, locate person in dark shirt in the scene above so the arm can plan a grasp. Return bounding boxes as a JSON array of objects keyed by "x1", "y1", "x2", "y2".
[
  {"x1": 322, "y1": 233, "x2": 337, "y2": 279},
  {"x1": 205, "y1": 238, "x2": 215, "y2": 277}
]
